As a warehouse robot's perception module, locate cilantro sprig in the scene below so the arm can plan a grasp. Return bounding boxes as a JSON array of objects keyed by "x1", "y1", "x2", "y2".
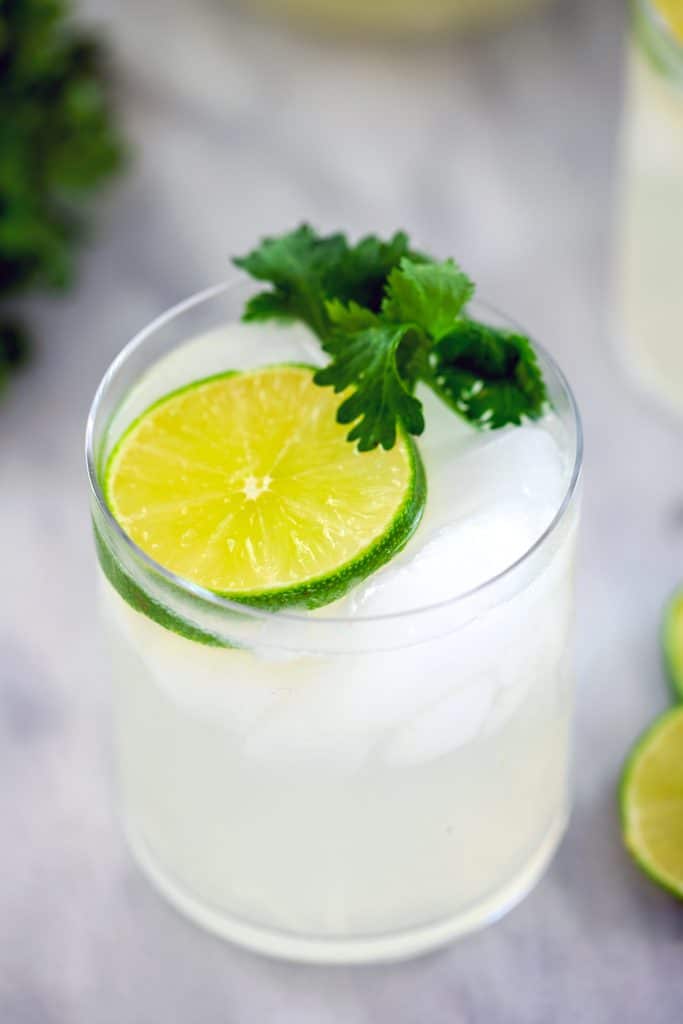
[{"x1": 234, "y1": 226, "x2": 547, "y2": 451}]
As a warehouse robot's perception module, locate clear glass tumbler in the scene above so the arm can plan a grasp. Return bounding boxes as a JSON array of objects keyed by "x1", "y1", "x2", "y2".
[
  {"x1": 617, "y1": 0, "x2": 683, "y2": 415},
  {"x1": 86, "y1": 280, "x2": 582, "y2": 963}
]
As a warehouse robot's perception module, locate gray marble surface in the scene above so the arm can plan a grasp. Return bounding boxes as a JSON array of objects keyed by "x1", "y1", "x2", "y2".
[{"x1": 2, "y1": 0, "x2": 683, "y2": 1020}]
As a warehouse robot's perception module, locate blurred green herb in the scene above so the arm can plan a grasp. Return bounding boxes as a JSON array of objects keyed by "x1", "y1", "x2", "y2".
[{"x1": 0, "y1": 0, "x2": 125, "y2": 393}]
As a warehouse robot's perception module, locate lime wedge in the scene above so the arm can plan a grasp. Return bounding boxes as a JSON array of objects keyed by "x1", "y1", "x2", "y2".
[
  {"x1": 663, "y1": 590, "x2": 683, "y2": 702},
  {"x1": 620, "y1": 707, "x2": 683, "y2": 899},
  {"x1": 104, "y1": 365, "x2": 425, "y2": 612}
]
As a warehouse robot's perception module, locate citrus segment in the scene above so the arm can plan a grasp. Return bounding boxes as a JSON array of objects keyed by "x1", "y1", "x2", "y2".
[{"x1": 104, "y1": 365, "x2": 425, "y2": 609}]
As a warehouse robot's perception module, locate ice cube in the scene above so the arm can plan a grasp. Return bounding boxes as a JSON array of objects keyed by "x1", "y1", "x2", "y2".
[
  {"x1": 421, "y1": 416, "x2": 568, "y2": 532},
  {"x1": 340, "y1": 420, "x2": 567, "y2": 618},
  {"x1": 383, "y1": 672, "x2": 496, "y2": 766}
]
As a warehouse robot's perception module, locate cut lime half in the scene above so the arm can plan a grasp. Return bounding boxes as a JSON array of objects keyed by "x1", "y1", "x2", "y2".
[
  {"x1": 663, "y1": 589, "x2": 683, "y2": 702},
  {"x1": 103, "y1": 364, "x2": 425, "y2": 612},
  {"x1": 620, "y1": 706, "x2": 683, "y2": 899}
]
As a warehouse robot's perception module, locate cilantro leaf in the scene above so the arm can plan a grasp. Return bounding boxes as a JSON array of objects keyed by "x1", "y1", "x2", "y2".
[
  {"x1": 383, "y1": 258, "x2": 474, "y2": 341},
  {"x1": 233, "y1": 226, "x2": 423, "y2": 339},
  {"x1": 233, "y1": 225, "x2": 346, "y2": 338},
  {"x1": 429, "y1": 320, "x2": 547, "y2": 429},
  {"x1": 239, "y1": 290, "x2": 295, "y2": 323},
  {"x1": 331, "y1": 233, "x2": 424, "y2": 312},
  {"x1": 314, "y1": 319, "x2": 424, "y2": 451},
  {"x1": 325, "y1": 298, "x2": 381, "y2": 335},
  {"x1": 234, "y1": 226, "x2": 549, "y2": 450}
]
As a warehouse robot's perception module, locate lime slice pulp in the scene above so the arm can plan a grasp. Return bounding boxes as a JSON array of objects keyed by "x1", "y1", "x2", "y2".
[
  {"x1": 620, "y1": 706, "x2": 683, "y2": 899},
  {"x1": 104, "y1": 364, "x2": 425, "y2": 613}
]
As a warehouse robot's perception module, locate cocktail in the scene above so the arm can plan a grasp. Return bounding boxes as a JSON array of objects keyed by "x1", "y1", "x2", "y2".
[
  {"x1": 86, "y1": 228, "x2": 582, "y2": 962},
  {"x1": 617, "y1": 0, "x2": 683, "y2": 414}
]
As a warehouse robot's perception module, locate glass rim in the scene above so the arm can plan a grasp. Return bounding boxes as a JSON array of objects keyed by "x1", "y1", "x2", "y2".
[{"x1": 85, "y1": 277, "x2": 583, "y2": 627}]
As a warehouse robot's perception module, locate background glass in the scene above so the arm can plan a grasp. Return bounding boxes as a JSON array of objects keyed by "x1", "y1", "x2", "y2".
[{"x1": 617, "y1": 0, "x2": 683, "y2": 414}]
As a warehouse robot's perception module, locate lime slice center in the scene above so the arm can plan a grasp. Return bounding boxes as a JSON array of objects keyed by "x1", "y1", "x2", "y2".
[
  {"x1": 104, "y1": 364, "x2": 425, "y2": 609},
  {"x1": 243, "y1": 474, "x2": 272, "y2": 500}
]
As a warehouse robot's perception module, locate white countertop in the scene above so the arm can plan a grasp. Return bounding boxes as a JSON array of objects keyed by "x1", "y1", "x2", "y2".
[{"x1": 2, "y1": 0, "x2": 682, "y2": 1020}]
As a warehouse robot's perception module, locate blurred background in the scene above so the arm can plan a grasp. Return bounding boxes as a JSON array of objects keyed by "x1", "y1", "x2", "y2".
[{"x1": 2, "y1": 0, "x2": 683, "y2": 1021}]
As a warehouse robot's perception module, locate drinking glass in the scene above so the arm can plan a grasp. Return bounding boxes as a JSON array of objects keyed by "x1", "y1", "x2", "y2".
[{"x1": 86, "y1": 280, "x2": 582, "y2": 963}]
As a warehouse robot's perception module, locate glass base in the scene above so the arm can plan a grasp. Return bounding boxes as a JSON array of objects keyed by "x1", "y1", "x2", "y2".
[{"x1": 124, "y1": 813, "x2": 567, "y2": 964}]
